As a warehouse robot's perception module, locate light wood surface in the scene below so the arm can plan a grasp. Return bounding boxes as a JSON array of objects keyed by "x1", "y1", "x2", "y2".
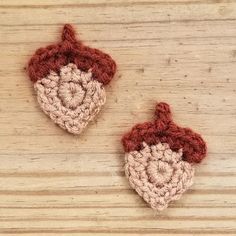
[{"x1": 0, "y1": 0, "x2": 236, "y2": 235}]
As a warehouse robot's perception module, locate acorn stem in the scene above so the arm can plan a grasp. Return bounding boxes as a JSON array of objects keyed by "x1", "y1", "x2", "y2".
[
  {"x1": 155, "y1": 102, "x2": 172, "y2": 123},
  {"x1": 61, "y1": 24, "x2": 77, "y2": 43}
]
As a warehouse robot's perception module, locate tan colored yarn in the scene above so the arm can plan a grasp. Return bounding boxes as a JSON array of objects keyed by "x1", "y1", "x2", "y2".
[
  {"x1": 125, "y1": 142, "x2": 194, "y2": 211},
  {"x1": 34, "y1": 63, "x2": 106, "y2": 134}
]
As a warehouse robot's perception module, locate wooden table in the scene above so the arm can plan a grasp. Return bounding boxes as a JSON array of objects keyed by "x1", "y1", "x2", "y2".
[{"x1": 0, "y1": 0, "x2": 236, "y2": 235}]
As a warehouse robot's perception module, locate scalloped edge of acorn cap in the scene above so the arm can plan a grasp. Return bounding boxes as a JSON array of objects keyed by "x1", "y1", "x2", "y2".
[
  {"x1": 122, "y1": 102, "x2": 207, "y2": 164},
  {"x1": 27, "y1": 24, "x2": 116, "y2": 85}
]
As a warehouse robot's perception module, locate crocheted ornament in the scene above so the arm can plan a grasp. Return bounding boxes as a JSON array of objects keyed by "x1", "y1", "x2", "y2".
[
  {"x1": 27, "y1": 24, "x2": 116, "y2": 134},
  {"x1": 122, "y1": 102, "x2": 207, "y2": 211}
]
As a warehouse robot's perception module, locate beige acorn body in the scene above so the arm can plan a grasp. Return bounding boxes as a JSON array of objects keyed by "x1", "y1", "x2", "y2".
[
  {"x1": 125, "y1": 142, "x2": 194, "y2": 211},
  {"x1": 34, "y1": 63, "x2": 106, "y2": 134}
]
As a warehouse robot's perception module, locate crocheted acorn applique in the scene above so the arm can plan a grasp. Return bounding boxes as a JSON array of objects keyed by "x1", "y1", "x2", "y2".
[
  {"x1": 122, "y1": 102, "x2": 207, "y2": 211},
  {"x1": 27, "y1": 24, "x2": 116, "y2": 134}
]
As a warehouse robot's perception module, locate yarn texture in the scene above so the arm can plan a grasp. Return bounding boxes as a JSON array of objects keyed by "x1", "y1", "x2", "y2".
[
  {"x1": 35, "y1": 64, "x2": 106, "y2": 134},
  {"x1": 27, "y1": 24, "x2": 116, "y2": 134},
  {"x1": 122, "y1": 102, "x2": 207, "y2": 211}
]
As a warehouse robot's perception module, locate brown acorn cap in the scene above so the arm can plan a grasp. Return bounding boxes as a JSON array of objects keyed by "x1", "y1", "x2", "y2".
[
  {"x1": 28, "y1": 24, "x2": 116, "y2": 85},
  {"x1": 122, "y1": 102, "x2": 207, "y2": 163}
]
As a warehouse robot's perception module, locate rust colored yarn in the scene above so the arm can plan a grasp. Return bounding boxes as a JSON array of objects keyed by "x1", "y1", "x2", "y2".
[
  {"x1": 122, "y1": 102, "x2": 207, "y2": 163},
  {"x1": 28, "y1": 24, "x2": 116, "y2": 85},
  {"x1": 27, "y1": 24, "x2": 116, "y2": 134}
]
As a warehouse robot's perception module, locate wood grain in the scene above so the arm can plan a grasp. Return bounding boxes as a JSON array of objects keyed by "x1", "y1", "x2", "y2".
[{"x1": 0, "y1": 0, "x2": 236, "y2": 235}]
